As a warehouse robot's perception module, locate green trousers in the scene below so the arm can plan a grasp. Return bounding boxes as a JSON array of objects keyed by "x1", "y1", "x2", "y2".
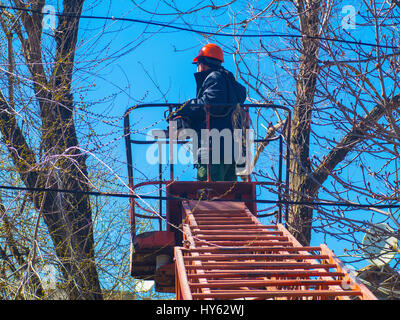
[{"x1": 196, "y1": 163, "x2": 237, "y2": 181}]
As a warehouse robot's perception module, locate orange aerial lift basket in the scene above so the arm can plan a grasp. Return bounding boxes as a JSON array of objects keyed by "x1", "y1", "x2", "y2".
[{"x1": 123, "y1": 103, "x2": 376, "y2": 300}]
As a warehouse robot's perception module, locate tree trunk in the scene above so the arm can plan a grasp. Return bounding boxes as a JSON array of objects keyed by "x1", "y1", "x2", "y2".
[
  {"x1": 287, "y1": 0, "x2": 400, "y2": 244},
  {"x1": 0, "y1": 0, "x2": 102, "y2": 299},
  {"x1": 287, "y1": 0, "x2": 322, "y2": 245}
]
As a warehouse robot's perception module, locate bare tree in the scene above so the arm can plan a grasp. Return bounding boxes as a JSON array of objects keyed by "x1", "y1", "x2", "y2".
[{"x1": 0, "y1": 0, "x2": 102, "y2": 299}]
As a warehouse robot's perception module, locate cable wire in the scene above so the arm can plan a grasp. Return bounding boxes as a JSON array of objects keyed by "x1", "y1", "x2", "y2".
[
  {"x1": 0, "y1": 4, "x2": 399, "y2": 50},
  {"x1": 1, "y1": 183, "x2": 400, "y2": 209}
]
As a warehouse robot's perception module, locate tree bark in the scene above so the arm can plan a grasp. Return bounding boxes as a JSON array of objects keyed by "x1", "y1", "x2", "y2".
[
  {"x1": 0, "y1": 0, "x2": 102, "y2": 299},
  {"x1": 287, "y1": 0, "x2": 322, "y2": 245},
  {"x1": 287, "y1": 1, "x2": 400, "y2": 245}
]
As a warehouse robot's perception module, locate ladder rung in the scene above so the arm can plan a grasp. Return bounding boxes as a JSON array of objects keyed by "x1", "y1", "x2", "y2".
[
  {"x1": 192, "y1": 212, "x2": 246, "y2": 217},
  {"x1": 189, "y1": 279, "x2": 343, "y2": 288},
  {"x1": 194, "y1": 235, "x2": 288, "y2": 241},
  {"x1": 187, "y1": 270, "x2": 345, "y2": 278},
  {"x1": 184, "y1": 262, "x2": 337, "y2": 270},
  {"x1": 183, "y1": 254, "x2": 330, "y2": 261},
  {"x1": 191, "y1": 289, "x2": 362, "y2": 299},
  {"x1": 193, "y1": 240, "x2": 294, "y2": 246},
  {"x1": 191, "y1": 230, "x2": 283, "y2": 235},
  {"x1": 193, "y1": 225, "x2": 278, "y2": 230},
  {"x1": 181, "y1": 246, "x2": 321, "y2": 253},
  {"x1": 195, "y1": 220, "x2": 253, "y2": 225}
]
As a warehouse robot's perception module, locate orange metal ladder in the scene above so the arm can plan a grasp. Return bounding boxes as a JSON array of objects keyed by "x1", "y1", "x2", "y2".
[{"x1": 174, "y1": 200, "x2": 377, "y2": 300}]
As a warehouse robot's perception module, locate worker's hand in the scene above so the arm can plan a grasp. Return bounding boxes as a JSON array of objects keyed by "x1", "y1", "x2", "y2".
[
  {"x1": 165, "y1": 104, "x2": 186, "y2": 121},
  {"x1": 164, "y1": 109, "x2": 179, "y2": 121}
]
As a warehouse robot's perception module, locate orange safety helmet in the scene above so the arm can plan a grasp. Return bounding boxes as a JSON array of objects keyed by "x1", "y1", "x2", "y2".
[{"x1": 192, "y1": 43, "x2": 224, "y2": 64}]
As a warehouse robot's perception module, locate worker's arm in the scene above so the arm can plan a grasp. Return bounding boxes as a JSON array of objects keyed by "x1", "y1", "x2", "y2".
[
  {"x1": 172, "y1": 100, "x2": 204, "y2": 118},
  {"x1": 173, "y1": 71, "x2": 227, "y2": 118},
  {"x1": 194, "y1": 71, "x2": 228, "y2": 105}
]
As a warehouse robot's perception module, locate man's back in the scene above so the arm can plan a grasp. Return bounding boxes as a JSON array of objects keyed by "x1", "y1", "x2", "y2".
[{"x1": 173, "y1": 43, "x2": 247, "y2": 181}]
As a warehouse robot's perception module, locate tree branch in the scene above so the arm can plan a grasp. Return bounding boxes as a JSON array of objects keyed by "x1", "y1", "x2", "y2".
[
  {"x1": 309, "y1": 94, "x2": 400, "y2": 195},
  {"x1": 0, "y1": 93, "x2": 38, "y2": 190}
]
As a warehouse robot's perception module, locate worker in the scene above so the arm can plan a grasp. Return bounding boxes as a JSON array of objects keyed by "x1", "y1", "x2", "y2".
[{"x1": 173, "y1": 43, "x2": 247, "y2": 181}]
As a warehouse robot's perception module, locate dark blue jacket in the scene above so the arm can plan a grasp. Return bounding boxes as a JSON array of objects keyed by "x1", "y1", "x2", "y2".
[{"x1": 176, "y1": 66, "x2": 247, "y2": 132}]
